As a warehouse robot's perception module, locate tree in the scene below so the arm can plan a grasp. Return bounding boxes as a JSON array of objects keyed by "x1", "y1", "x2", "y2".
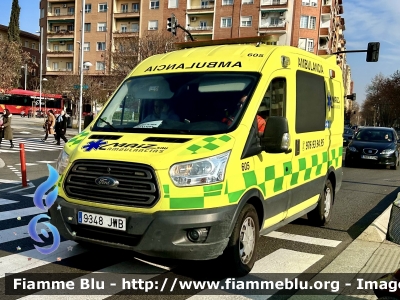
[
  {"x1": 7, "y1": 0, "x2": 21, "y2": 43},
  {"x1": 0, "y1": 40, "x2": 30, "y2": 91}
]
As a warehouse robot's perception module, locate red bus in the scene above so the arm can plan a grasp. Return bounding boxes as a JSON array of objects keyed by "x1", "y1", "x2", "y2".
[{"x1": 0, "y1": 89, "x2": 64, "y2": 116}]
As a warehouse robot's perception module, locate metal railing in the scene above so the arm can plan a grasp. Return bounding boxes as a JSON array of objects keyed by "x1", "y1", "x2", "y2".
[
  {"x1": 115, "y1": 9, "x2": 140, "y2": 13},
  {"x1": 259, "y1": 20, "x2": 286, "y2": 27},
  {"x1": 188, "y1": 5, "x2": 214, "y2": 9},
  {"x1": 260, "y1": 0, "x2": 288, "y2": 5},
  {"x1": 48, "y1": 12, "x2": 75, "y2": 17},
  {"x1": 113, "y1": 29, "x2": 140, "y2": 34},
  {"x1": 186, "y1": 26, "x2": 213, "y2": 31}
]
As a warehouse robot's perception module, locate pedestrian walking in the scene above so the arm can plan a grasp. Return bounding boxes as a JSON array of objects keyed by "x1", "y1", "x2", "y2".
[
  {"x1": 0, "y1": 108, "x2": 14, "y2": 148},
  {"x1": 55, "y1": 110, "x2": 68, "y2": 145},
  {"x1": 41, "y1": 110, "x2": 56, "y2": 142}
]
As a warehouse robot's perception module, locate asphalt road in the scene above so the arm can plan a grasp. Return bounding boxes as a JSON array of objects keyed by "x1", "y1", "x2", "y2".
[{"x1": 0, "y1": 118, "x2": 398, "y2": 299}]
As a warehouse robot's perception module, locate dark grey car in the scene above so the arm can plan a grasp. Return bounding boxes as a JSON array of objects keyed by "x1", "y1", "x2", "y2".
[{"x1": 343, "y1": 128, "x2": 354, "y2": 146}]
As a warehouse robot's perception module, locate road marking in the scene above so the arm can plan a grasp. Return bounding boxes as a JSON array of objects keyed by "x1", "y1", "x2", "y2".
[
  {"x1": 19, "y1": 131, "x2": 31, "y2": 134},
  {"x1": 0, "y1": 179, "x2": 20, "y2": 183},
  {"x1": 265, "y1": 231, "x2": 342, "y2": 247},
  {"x1": 9, "y1": 182, "x2": 36, "y2": 193},
  {"x1": 0, "y1": 222, "x2": 48, "y2": 243},
  {"x1": 37, "y1": 161, "x2": 58, "y2": 164},
  {"x1": 0, "y1": 206, "x2": 44, "y2": 221},
  {"x1": 0, "y1": 158, "x2": 4, "y2": 168},
  {"x1": 0, "y1": 198, "x2": 18, "y2": 205},
  {"x1": 15, "y1": 163, "x2": 39, "y2": 166},
  {"x1": 0, "y1": 240, "x2": 84, "y2": 278},
  {"x1": 187, "y1": 249, "x2": 324, "y2": 299}
]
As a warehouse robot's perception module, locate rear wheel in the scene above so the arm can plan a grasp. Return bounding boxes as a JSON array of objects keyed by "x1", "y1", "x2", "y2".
[
  {"x1": 308, "y1": 179, "x2": 334, "y2": 226},
  {"x1": 222, "y1": 204, "x2": 259, "y2": 277}
]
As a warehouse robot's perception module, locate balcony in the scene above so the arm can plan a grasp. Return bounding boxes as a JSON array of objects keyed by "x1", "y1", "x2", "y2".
[
  {"x1": 187, "y1": 5, "x2": 215, "y2": 12},
  {"x1": 186, "y1": 26, "x2": 213, "y2": 32},
  {"x1": 320, "y1": 27, "x2": 329, "y2": 36},
  {"x1": 114, "y1": 8, "x2": 140, "y2": 18},
  {"x1": 321, "y1": 5, "x2": 331, "y2": 14},
  {"x1": 113, "y1": 30, "x2": 140, "y2": 37},
  {"x1": 259, "y1": 19, "x2": 286, "y2": 29},
  {"x1": 261, "y1": 0, "x2": 288, "y2": 5},
  {"x1": 47, "y1": 30, "x2": 74, "y2": 38},
  {"x1": 47, "y1": 11, "x2": 75, "y2": 19},
  {"x1": 338, "y1": 5, "x2": 344, "y2": 14},
  {"x1": 47, "y1": 50, "x2": 74, "y2": 57},
  {"x1": 46, "y1": 67, "x2": 73, "y2": 75}
]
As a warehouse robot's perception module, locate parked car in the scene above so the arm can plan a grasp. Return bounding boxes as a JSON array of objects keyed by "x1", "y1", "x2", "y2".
[
  {"x1": 345, "y1": 127, "x2": 400, "y2": 169},
  {"x1": 343, "y1": 128, "x2": 354, "y2": 146}
]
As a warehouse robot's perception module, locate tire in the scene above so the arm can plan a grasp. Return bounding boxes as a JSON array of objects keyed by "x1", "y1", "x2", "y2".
[
  {"x1": 308, "y1": 179, "x2": 334, "y2": 226},
  {"x1": 222, "y1": 204, "x2": 259, "y2": 277},
  {"x1": 390, "y1": 158, "x2": 398, "y2": 170}
]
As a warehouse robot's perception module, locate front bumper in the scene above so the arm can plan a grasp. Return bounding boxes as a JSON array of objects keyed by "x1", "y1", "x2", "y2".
[
  {"x1": 49, "y1": 197, "x2": 236, "y2": 260},
  {"x1": 345, "y1": 151, "x2": 397, "y2": 166}
]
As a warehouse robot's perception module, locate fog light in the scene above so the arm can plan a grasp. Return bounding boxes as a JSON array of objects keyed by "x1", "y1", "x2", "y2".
[{"x1": 187, "y1": 228, "x2": 209, "y2": 243}]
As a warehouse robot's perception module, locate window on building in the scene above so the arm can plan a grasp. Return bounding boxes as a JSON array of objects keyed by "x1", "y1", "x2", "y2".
[
  {"x1": 298, "y1": 38, "x2": 314, "y2": 52},
  {"x1": 201, "y1": 1, "x2": 209, "y2": 8},
  {"x1": 241, "y1": 16, "x2": 252, "y2": 27},
  {"x1": 54, "y1": 26, "x2": 60, "y2": 32},
  {"x1": 31, "y1": 69, "x2": 36, "y2": 76},
  {"x1": 132, "y1": 3, "x2": 139, "y2": 12},
  {"x1": 302, "y1": 0, "x2": 318, "y2": 6},
  {"x1": 97, "y1": 42, "x2": 106, "y2": 51},
  {"x1": 68, "y1": 7, "x2": 74, "y2": 15},
  {"x1": 148, "y1": 20, "x2": 158, "y2": 30},
  {"x1": 121, "y1": 4, "x2": 128, "y2": 12},
  {"x1": 272, "y1": 0, "x2": 280, "y2": 4},
  {"x1": 200, "y1": 21, "x2": 207, "y2": 29},
  {"x1": 270, "y1": 17, "x2": 280, "y2": 26},
  {"x1": 97, "y1": 23, "x2": 107, "y2": 31},
  {"x1": 40, "y1": 9, "x2": 44, "y2": 18},
  {"x1": 221, "y1": 17, "x2": 232, "y2": 28},
  {"x1": 84, "y1": 23, "x2": 91, "y2": 32},
  {"x1": 67, "y1": 44, "x2": 73, "y2": 51},
  {"x1": 84, "y1": 42, "x2": 90, "y2": 51},
  {"x1": 222, "y1": 0, "x2": 233, "y2": 5},
  {"x1": 32, "y1": 56, "x2": 36, "y2": 63},
  {"x1": 242, "y1": 0, "x2": 253, "y2": 4},
  {"x1": 31, "y1": 43, "x2": 35, "y2": 50},
  {"x1": 300, "y1": 16, "x2": 316, "y2": 29},
  {"x1": 53, "y1": 45, "x2": 59, "y2": 51},
  {"x1": 85, "y1": 4, "x2": 92, "y2": 13},
  {"x1": 99, "y1": 3, "x2": 107, "y2": 12},
  {"x1": 67, "y1": 24, "x2": 74, "y2": 31},
  {"x1": 24, "y1": 41, "x2": 29, "y2": 47},
  {"x1": 168, "y1": 0, "x2": 178, "y2": 8},
  {"x1": 54, "y1": 8, "x2": 60, "y2": 16},
  {"x1": 150, "y1": 0, "x2": 159, "y2": 9},
  {"x1": 96, "y1": 62, "x2": 105, "y2": 71},
  {"x1": 66, "y1": 62, "x2": 73, "y2": 71},
  {"x1": 121, "y1": 25, "x2": 127, "y2": 32},
  {"x1": 132, "y1": 23, "x2": 139, "y2": 32},
  {"x1": 52, "y1": 62, "x2": 59, "y2": 71}
]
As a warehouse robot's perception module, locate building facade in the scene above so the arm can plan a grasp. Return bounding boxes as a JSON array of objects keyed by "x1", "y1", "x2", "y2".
[
  {"x1": 0, "y1": 25, "x2": 40, "y2": 90},
  {"x1": 40, "y1": 0, "x2": 349, "y2": 82}
]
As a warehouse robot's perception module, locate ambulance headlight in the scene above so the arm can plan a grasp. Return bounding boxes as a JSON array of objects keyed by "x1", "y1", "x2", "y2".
[
  {"x1": 56, "y1": 150, "x2": 69, "y2": 175},
  {"x1": 169, "y1": 151, "x2": 231, "y2": 187}
]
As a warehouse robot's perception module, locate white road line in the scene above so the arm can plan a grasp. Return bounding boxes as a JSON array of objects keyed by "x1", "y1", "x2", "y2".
[
  {"x1": 0, "y1": 179, "x2": 20, "y2": 183},
  {"x1": 0, "y1": 222, "x2": 48, "y2": 243},
  {"x1": 0, "y1": 240, "x2": 84, "y2": 278},
  {"x1": 0, "y1": 206, "x2": 44, "y2": 221},
  {"x1": 9, "y1": 182, "x2": 36, "y2": 193},
  {"x1": 16, "y1": 259, "x2": 169, "y2": 299},
  {"x1": 187, "y1": 249, "x2": 324, "y2": 300},
  {"x1": 265, "y1": 231, "x2": 342, "y2": 247},
  {"x1": 0, "y1": 198, "x2": 18, "y2": 205}
]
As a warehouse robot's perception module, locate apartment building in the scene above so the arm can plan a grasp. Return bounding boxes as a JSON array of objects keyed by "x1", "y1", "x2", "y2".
[
  {"x1": 0, "y1": 25, "x2": 40, "y2": 90},
  {"x1": 40, "y1": 0, "x2": 349, "y2": 83}
]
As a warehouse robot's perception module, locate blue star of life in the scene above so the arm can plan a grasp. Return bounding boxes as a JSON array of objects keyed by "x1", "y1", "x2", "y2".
[{"x1": 82, "y1": 139, "x2": 107, "y2": 151}]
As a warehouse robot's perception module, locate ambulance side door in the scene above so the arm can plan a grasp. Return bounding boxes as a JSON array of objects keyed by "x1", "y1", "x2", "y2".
[{"x1": 254, "y1": 72, "x2": 294, "y2": 230}]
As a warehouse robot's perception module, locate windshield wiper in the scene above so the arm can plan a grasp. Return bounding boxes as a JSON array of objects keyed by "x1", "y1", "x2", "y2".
[{"x1": 98, "y1": 117, "x2": 118, "y2": 131}]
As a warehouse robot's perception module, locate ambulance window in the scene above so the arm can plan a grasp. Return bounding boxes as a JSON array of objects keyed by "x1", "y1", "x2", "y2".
[
  {"x1": 261, "y1": 78, "x2": 286, "y2": 117},
  {"x1": 295, "y1": 70, "x2": 326, "y2": 133}
]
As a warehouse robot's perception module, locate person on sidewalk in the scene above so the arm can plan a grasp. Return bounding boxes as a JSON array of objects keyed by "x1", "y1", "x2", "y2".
[
  {"x1": 0, "y1": 108, "x2": 14, "y2": 148},
  {"x1": 42, "y1": 110, "x2": 56, "y2": 142},
  {"x1": 55, "y1": 110, "x2": 68, "y2": 145}
]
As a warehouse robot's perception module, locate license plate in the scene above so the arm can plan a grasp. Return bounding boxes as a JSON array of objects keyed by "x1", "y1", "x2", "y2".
[
  {"x1": 361, "y1": 155, "x2": 378, "y2": 160},
  {"x1": 78, "y1": 211, "x2": 126, "y2": 231}
]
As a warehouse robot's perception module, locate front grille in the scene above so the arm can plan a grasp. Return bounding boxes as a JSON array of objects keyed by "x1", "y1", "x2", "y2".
[
  {"x1": 70, "y1": 224, "x2": 141, "y2": 247},
  {"x1": 64, "y1": 160, "x2": 159, "y2": 207},
  {"x1": 363, "y1": 148, "x2": 378, "y2": 155}
]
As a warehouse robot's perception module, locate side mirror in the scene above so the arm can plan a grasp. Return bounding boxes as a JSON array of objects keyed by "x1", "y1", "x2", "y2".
[{"x1": 260, "y1": 116, "x2": 291, "y2": 153}]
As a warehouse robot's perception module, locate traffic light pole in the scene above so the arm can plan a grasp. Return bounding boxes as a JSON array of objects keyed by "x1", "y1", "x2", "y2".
[{"x1": 176, "y1": 24, "x2": 194, "y2": 42}]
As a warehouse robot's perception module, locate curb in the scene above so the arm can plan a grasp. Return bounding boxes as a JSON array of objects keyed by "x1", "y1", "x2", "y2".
[{"x1": 355, "y1": 204, "x2": 392, "y2": 243}]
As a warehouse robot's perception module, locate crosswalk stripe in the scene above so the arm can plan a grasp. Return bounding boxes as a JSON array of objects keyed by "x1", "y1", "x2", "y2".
[
  {"x1": 0, "y1": 206, "x2": 43, "y2": 221},
  {"x1": 187, "y1": 249, "x2": 324, "y2": 299},
  {"x1": 265, "y1": 231, "x2": 342, "y2": 247},
  {"x1": 0, "y1": 198, "x2": 18, "y2": 205},
  {"x1": 0, "y1": 240, "x2": 84, "y2": 278},
  {"x1": 0, "y1": 222, "x2": 48, "y2": 243}
]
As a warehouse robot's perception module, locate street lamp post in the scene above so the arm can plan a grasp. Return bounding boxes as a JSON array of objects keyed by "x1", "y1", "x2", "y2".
[
  {"x1": 78, "y1": 0, "x2": 86, "y2": 133},
  {"x1": 21, "y1": 64, "x2": 27, "y2": 90},
  {"x1": 38, "y1": 27, "x2": 44, "y2": 115}
]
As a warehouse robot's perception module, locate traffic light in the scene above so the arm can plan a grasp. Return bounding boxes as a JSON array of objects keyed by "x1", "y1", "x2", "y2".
[
  {"x1": 167, "y1": 14, "x2": 176, "y2": 36},
  {"x1": 366, "y1": 42, "x2": 380, "y2": 62}
]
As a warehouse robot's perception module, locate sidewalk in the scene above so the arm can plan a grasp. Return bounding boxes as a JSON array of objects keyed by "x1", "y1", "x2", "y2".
[{"x1": 289, "y1": 195, "x2": 400, "y2": 300}]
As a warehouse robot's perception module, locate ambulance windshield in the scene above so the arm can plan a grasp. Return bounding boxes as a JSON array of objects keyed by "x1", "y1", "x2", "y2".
[{"x1": 93, "y1": 72, "x2": 260, "y2": 134}]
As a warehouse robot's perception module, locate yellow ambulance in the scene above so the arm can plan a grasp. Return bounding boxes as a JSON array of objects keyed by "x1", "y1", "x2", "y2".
[{"x1": 51, "y1": 41, "x2": 345, "y2": 276}]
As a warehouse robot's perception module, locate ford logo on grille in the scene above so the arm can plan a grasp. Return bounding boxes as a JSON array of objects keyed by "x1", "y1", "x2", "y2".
[{"x1": 95, "y1": 177, "x2": 119, "y2": 187}]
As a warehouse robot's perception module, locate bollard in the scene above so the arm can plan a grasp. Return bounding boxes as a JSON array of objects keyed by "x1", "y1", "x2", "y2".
[{"x1": 19, "y1": 143, "x2": 27, "y2": 187}]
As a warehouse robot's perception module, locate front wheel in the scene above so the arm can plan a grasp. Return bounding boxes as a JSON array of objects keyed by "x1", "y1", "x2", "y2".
[
  {"x1": 221, "y1": 204, "x2": 259, "y2": 277},
  {"x1": 308, "y1": 179, "x2": 334, "y2": 226}
]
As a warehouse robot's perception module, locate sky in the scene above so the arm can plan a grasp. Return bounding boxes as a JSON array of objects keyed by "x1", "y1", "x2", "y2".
[{"x1": 0, "y1": 0, "x2": 399, "y2": 106}]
